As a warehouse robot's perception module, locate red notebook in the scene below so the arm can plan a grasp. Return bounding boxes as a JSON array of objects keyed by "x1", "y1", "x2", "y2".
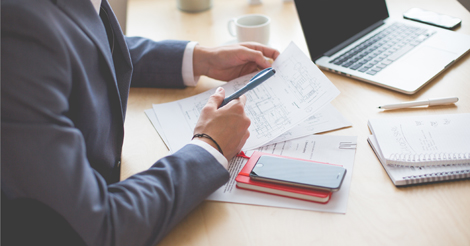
[{"x1": 235, "y1": 151, "x2": 332, "y2": 204}]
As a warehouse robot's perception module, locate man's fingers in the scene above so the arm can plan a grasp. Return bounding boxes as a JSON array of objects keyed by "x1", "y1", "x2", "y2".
[
  {"x1": 241, "y1": 42, "x2": 280, "y2": 60},
  {"x1": 225, "y1": 94, "x2": 247, "y2": 108},
  {"x1": 238, "y1": 95, "x2": 247, "y2": 106},
  {"x1": 248, "y1": 50, "x2": 273, "y2": 69},
  {"x1": 239, "y1": 45, "x2": 280, "y2": 69},
  {"x1": 206, "y1": 87, "x2": 225, "y2": 109}
]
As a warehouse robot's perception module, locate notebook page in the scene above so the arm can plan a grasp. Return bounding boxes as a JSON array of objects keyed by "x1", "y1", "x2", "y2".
[{"x1": 368, "y1": 113, "x2": 470, "y2": 166}]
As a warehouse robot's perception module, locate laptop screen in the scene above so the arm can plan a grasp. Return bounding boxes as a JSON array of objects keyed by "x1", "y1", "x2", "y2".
[{"x1": 294, "y1": 0, "x2": 389, "y2": 61}]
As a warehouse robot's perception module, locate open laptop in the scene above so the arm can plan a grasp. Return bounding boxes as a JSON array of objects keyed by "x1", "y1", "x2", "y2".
[{"x1": 294, "y1": 0, "x2": 470, "y2": 94}]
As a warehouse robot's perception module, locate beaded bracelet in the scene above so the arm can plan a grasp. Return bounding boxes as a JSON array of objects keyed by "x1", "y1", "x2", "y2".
[{"x1": 192, "y1": 133, "x2": 224, "y2": 155}]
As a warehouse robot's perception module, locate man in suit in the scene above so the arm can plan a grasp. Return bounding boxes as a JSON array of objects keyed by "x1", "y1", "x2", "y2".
[{"x1": 1, "y1": 0, "x2": 279, "y2": 245}]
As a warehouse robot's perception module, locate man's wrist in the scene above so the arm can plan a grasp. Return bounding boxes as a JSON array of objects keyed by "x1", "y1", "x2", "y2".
[
  {"x1": 192, "y1": 133, "x2": 223, "y2": 155},
  {"x1": 190, "y1": 139, "x2": 228, "y2": 169},
  {"x1": 193, "y1": 45, "x2": 210, "y2": 77}
]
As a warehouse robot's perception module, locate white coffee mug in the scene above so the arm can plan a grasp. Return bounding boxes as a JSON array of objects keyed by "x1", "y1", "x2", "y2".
[{"x1": 227, "y1": 14, "x2": 271, "y2": 45}]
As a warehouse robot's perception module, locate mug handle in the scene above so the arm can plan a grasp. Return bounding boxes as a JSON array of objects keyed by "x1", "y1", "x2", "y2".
[{"x1": 227, "y1": 19, "x2": 237, "y2": 37}]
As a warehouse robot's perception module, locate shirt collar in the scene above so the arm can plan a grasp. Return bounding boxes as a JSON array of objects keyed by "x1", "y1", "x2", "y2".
[{"x1": 90, "y1": 0, "x2": 101, "y2": 14}]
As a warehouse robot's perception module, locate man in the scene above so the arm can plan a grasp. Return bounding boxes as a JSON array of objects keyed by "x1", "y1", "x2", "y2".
[{"x1": 1, "y1": 0, "x2": 280, "y2": 245}]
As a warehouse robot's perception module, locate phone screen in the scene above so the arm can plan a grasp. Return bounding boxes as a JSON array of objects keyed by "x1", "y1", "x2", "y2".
[
  {"x1": 249, "y1": 156, "x2": 347, "y2": 191},
  {"x1": 403, "y1": 8, "x2": 461, "y2": 30}
]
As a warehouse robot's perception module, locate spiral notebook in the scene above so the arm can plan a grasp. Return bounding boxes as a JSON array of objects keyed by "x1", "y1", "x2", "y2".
[
  {"x1": 368, "y1": 113, "x2": 470, "y2": 167},
  {"x1": 367, "y1": 113, "x2": 470, "y2": 186}
]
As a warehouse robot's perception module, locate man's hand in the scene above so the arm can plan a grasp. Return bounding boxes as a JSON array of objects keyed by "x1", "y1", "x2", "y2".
[
  {"x1": 193, "y1": 87, "x2": 251, "y2": 160},
  {"x1": 193, "y1": 42, "x2": 280, "y2": 81}
]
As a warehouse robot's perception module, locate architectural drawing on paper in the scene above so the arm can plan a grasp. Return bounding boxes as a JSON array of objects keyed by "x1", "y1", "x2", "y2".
[
  {"x1": 276, "y1": 57, "x2": 320, "y2": 104},
  {"x1": 245, "y1": 85, "x2": 291, "y2": 139},
  {"x1": 176, "y1": 44, "x2": 333, "y2": 146}
]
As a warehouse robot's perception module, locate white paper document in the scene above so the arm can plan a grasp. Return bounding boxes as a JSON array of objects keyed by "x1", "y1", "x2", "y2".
[
  {"x1": 206, "y1": 135, "x2": 357, "y2": 214},
  {"x1": 265, "y1": 104, "x2": 351, "y2": 145},
  {"x1": 146, "y1": 104, "x2": 351, "y2": 151},
  {"x1": 145, "y1": 108, "x2": 170, "y2": 149},
  {"x1": 153, "y1": 42, "x2": 341, "y2": 152}
]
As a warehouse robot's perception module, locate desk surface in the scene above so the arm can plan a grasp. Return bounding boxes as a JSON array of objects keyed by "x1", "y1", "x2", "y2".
[{"x1": 123, "y1": 0, "x2": 470, "y2": 245}]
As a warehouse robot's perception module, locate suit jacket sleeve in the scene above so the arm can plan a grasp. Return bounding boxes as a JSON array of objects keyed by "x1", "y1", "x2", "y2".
[
  {"x1": 126, "y1": 37, "x2": 189, "y2": 88},
  {"x1": 1, "y1": 2, "x2": 229, "y2": 246}
]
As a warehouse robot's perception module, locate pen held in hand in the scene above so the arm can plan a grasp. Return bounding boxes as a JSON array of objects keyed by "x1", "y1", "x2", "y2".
[
  {"x1": 219, "y1": 67, "x2": 276, "y2": 108},
  {"x1": 378, "y1": 97, "x2": 459, "y2": 110}
]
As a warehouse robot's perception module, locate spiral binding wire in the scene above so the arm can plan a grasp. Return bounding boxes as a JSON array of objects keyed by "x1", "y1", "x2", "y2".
[
  {"x1": 402, "y1": 165, "x2": 470, "y2": 185},
  {"x1": 388, "y1": 152, "x2": 470, "y2": 167}
]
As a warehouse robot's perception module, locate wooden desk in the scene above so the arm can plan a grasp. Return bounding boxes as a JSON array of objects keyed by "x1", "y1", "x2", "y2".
[{"x1": 123, "y1": 0, "x2": 470, "y2": 245}]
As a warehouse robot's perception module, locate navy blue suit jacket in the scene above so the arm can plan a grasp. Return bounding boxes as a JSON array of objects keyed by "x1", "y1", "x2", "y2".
[{"x1": 1, "y1": 0, "x2": 230, "y2": 245}]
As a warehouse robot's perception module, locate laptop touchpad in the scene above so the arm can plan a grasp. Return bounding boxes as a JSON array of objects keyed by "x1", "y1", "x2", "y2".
[{"x1": 377, "y1": 45, "x2": 456, "y2": 93}]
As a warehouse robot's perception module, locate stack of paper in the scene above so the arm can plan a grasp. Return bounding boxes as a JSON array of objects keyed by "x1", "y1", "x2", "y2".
[
  {"x1": 146, "y1": 42, "x2": 351, "y2": 153},
  {"x1": 145, "y1": 42, "x2": 357, "y2": 214}
]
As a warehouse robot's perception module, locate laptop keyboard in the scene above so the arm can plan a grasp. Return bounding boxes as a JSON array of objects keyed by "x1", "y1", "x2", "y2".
[{"x1": 329, "y1": 23, "x2": 435, "y2": 75}]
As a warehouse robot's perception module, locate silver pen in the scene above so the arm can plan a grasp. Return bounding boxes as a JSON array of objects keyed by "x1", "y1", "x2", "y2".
[{"x1": 378, "y1": 97, "x2": 459, "y2": 110}]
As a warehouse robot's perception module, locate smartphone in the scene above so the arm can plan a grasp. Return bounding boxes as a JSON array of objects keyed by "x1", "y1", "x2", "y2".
[
  {"x1": 249, "y1": 155, "x2": 347, "y2": 191},
  {"x1": 403, "y1": 8, "x2": 462, "y2": 30}
]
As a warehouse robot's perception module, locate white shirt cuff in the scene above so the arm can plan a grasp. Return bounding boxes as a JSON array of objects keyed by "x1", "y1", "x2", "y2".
[
  {"x1": 182, "y1": 41, "x2": 200, "y2": 87},
  {"x1": 189, "y1": 139, "x2": 228, "y2": 169}
]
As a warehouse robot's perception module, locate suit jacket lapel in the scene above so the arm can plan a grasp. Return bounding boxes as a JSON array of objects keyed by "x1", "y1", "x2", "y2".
[
  {"x1": 55, "y1": 0, "x2": 133, "y2": 123},
  {"x1": 56, "y1": 0, "x2": 118, "y2": 84},
  {"x1": 101, "y1": 0, "x2": 133, "y2": 72},
  {"x1": 101, "y1": 0, "x2": 134, "y2": 116}
]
